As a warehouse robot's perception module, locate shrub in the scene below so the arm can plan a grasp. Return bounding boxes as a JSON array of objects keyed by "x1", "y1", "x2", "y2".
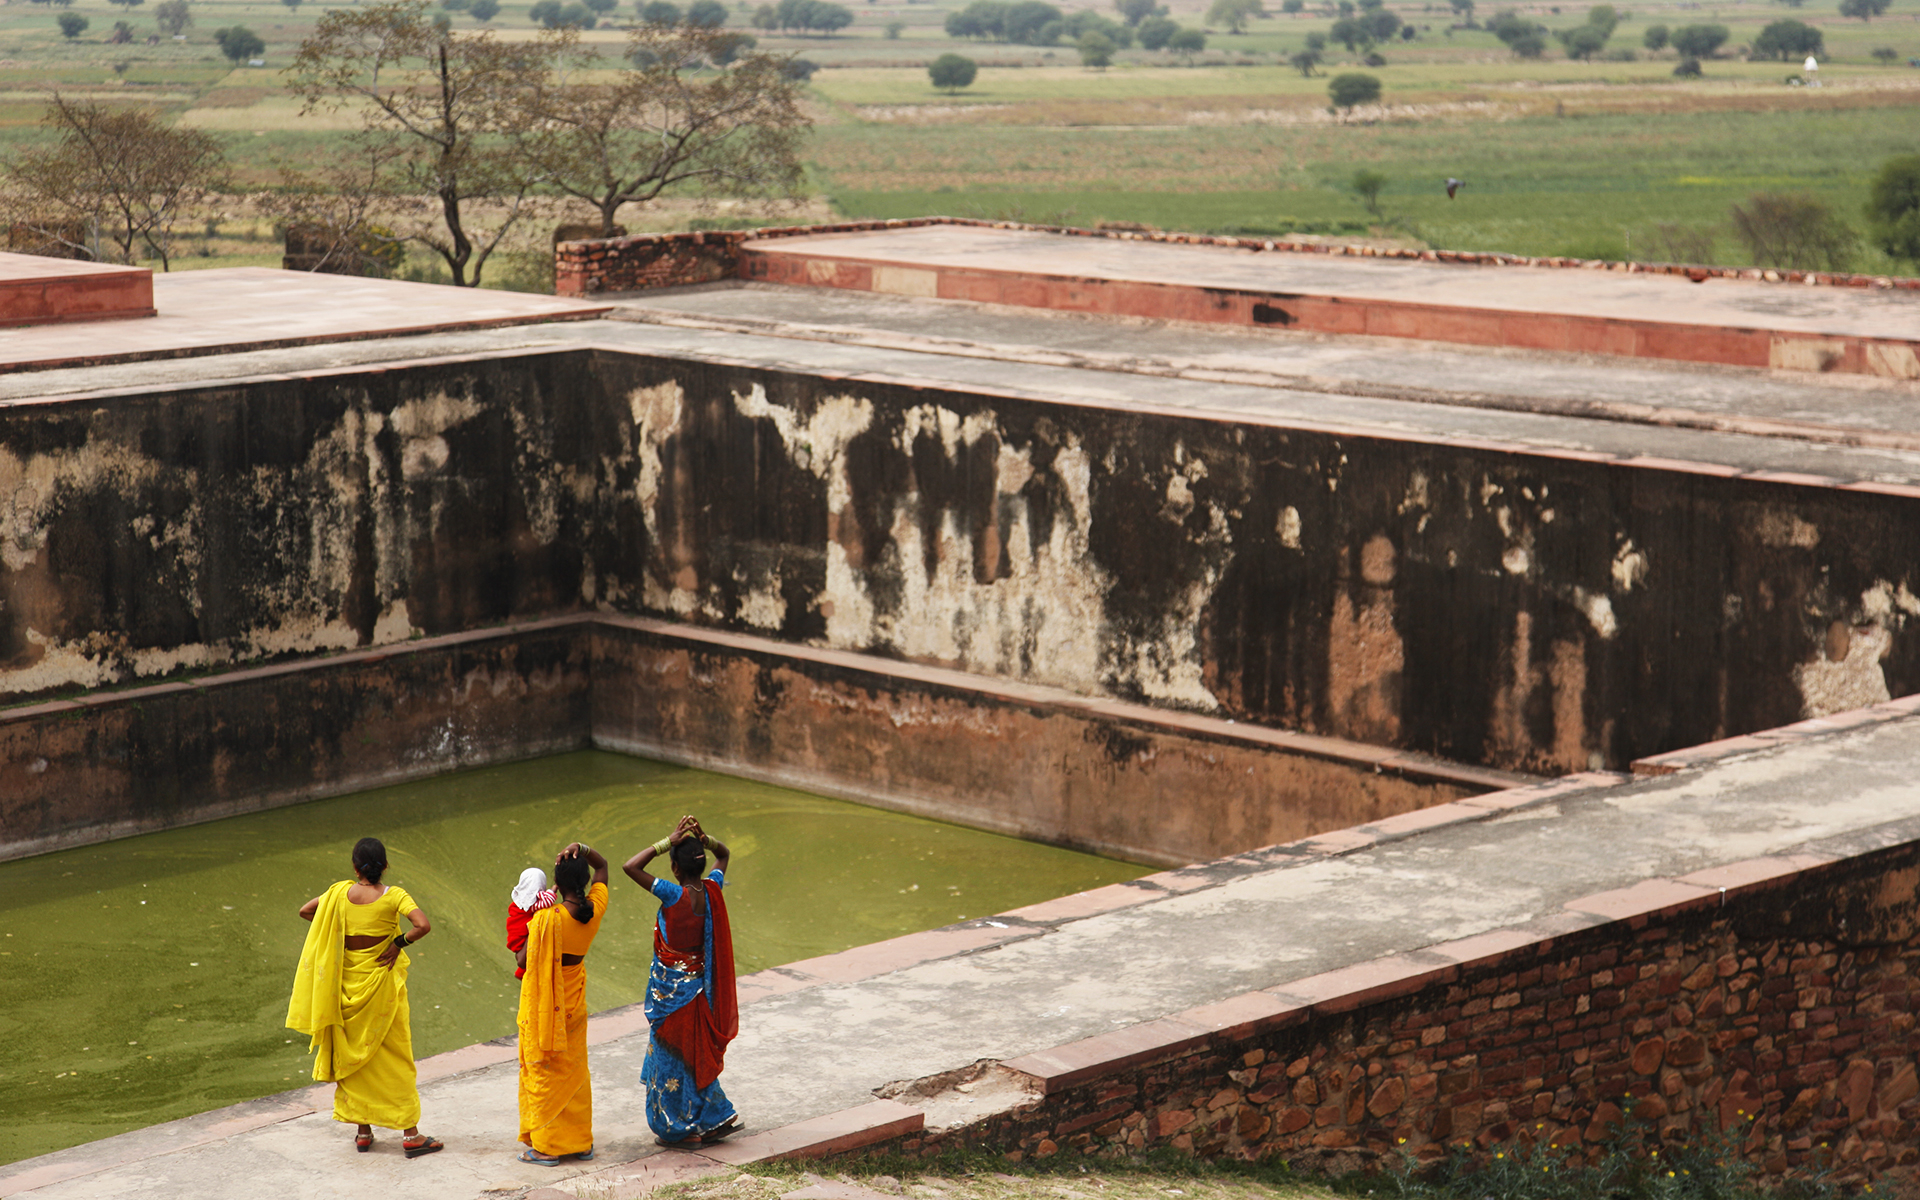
[
  {"x1": 687, "y1": 0, "x2": 729, "y2": 23},
  {"x1": 1871, "y1": 45, "x2": 1896, "y2": 62},
  {"x1": 884, "y1": 16, "x2": 903, "y2": 35},
  {"x1": 212, "y1": 22, "x2": 262, "y2": 58},
  {"x1": 1362, "y1": 48, "x2": 1385, "y2": 62},
  {"x1": 928, "y1": 50, "x2": 977, "y2": 88},
  {"x1": 1672, "y1": 53, "x2": 1700, "y2": 74},
  {"x1": 1351, "y1": 167, "x2": 1385, "y2": 215},
  {"x1": 1867, "y1": 154, "x2": 1920, "y2": 264},
  {"x1": 1668, "y1": 21, "x2": 1727, "y2": 56},
  {"x1": 56, "y1": 10, "x2": 88, "y2": 36},
  {"x1": 1839, "y1": 0, "x2": 1889, "y2": 19},
  {"x1": 468, "y1": 0, "x2": 499, "y2": 19},
  {"x1": 1509, "y1": 30, "x2": 1545, "y2": 54},
  {"x1": 1327, "y1": 69, "x2": 1380, "y2": 111},
  {"x1": 1641, "y1": 21, "x2": 1666, "y2": 48},
  {"x1": 1728, "y1": 191, "x2": 1856, "y2": 270},
  {"x1": 1752, "y1": 17, "x2": 1821, "y2": 59},
  {"x1": 1559, "y1": 22, "x2": 1607, "y2": 57},
  {"x1": 1288, "y1": 47, "x2": 1319, "y2": 72},
  {"x1": 638, "y1": 0, "x2": 679, "y2": 20},
  {"x1": 1166, "y1": 25, "x2": 1205, "y2": 51},
  {"x1": 1137, "y1": 13, "x2": 1176, "y2": 46},
  {"x1": 1077, "y1": 28, "x2": 1115, "y2": 63}
]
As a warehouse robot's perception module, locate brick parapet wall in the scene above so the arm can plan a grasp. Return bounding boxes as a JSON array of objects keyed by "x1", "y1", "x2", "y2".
[
  {"x1": 859, "y1": 835, "x2": 1920, "y2": 1192},
  {"x1": 553, "y1": 216, "x2": 1920, "y2": 297}
]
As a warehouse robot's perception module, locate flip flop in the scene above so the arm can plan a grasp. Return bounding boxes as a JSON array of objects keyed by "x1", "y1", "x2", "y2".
[
  {"x1": 519, "y1": 1148, "x2": 563, "y2": 1165},
  {"x1": 701, "y1": 1117, "x2": 742, "y2": 1144},
  {"x1": 573, "y1": 1148, "x2": 596, "y2": 1161},
  {"x1": 403, "y1": 1135, "x2": 444, "y2": 1159}
]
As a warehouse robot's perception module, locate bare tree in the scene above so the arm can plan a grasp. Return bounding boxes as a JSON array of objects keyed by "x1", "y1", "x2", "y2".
[
  {"x1": 3, "y1": 93, "x2": 226, "y2": 268},
  {"x1": 265, "y1": 136, "x2": 413, "y2": 276},
  {"x1": 517, "y1": 23, "x2": 808, "y2": 238},
  {"x1": 287, "y1": 0, "x2": 550, "y2": 286}
]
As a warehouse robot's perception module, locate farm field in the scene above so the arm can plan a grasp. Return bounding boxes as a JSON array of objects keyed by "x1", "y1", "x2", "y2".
[{"x1": 0, "y1": 0, "x2": 1912, "y2": 276}]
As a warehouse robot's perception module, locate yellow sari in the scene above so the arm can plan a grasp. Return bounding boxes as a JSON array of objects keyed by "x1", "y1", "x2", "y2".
[
  {"x1": 287, "y1": 880, "x2": 421, "y2": 1130},
  {"x1": 517, "y1": 881, "x2": 605, "y2": 1156}
]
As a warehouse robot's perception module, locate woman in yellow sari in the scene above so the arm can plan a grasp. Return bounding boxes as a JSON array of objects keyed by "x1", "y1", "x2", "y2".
[
  {"x1": 287, "y1": 837, "x2": 444, "y2": 1158},
  {"x1": 516, "y1": 841, "x2": 608, "y2": 1165}
]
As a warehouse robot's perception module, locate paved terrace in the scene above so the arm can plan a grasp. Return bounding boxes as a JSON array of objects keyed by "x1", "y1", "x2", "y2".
[
  {"x1": 736, "y1": 225, "x2": 1920, "y2": 379},
  {"x1": 5, "y1": 700, "x2": 1920, "y2": 1200}
]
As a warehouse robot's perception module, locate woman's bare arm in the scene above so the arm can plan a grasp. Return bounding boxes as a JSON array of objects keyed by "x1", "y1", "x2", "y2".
[{"x1": 298, "y1": 895, "x2": 322, "y2": 922}]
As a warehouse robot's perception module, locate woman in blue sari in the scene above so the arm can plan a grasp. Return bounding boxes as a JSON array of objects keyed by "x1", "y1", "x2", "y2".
[{"x1": 623, "y1": 815, "x2": 741, "y2": 1146}]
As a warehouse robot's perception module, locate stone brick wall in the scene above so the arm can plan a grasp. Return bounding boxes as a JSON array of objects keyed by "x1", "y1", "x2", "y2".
[
  {"x1": 879, "y1": 843, "x2": 1920, "y2": 1191},
  {"x1": 554, "y1": 230, "x2": 746, "y2": 296}
]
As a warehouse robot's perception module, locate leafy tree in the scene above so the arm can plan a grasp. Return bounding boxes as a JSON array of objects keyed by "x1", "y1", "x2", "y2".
[
  {"x1": 1838, "y1": 0, "x2": 1889, "y2": 19},
  {"x1": 289, "y1": 0, "x2": 551, "y2": 286},
  {"x1": 1077, "y1": 28, "x2": 1114, "y2": 62},
  {"x1": 56, "y1": 11, "x2": 88, "y2": 36},
  {"x1": 1362, "y1": 6, "x2": 1398, "y2": 38},
  {"x1": 1752, "y1": 18, "x2": 1821, "y2": 58},
  {"x1": 1509, "y1": 30, "x2": 1545, "y2": 54},
  {"x1": 107, "y1": 0, "x2": 144, "y2": 10},
  {"x1": 1137, "y1": 13, "x2": 1176, "y2": 45},
  {"x1": 469, "y1": 0, "x2": 500, "y2": 19},
  {"x1": 108, "y1": 19, "x2": 135, "y2": 41},
  {"x1": 1866, "y1": 154, "x2": 1920, "y2": 264},
  {"x1": 1206, "y1": 0, "x2": 1264, "y2": 32},
  {"x1": 1166, "y1": 25, "x2": 1204, "y2": 52},
  {"x1": 1488, "y1": 8, "x2": 1544, "y2": 45},
  {"x1": 1672, "y1": 54, "x2": 1700, "y2": 74},
  {"x1": 1559, "y1": 22, "x2": 1607, "y2": 57},
  {"x1": 688, "y1": 0, "x2": 729, "y2": 21},
  {"x1": 1327, "y1": 69, "x2": 1379, "y2": 112},
  {"x1": 1002, "y1": 0, "x2": 1061, "y2": 41},
  {"x1": 945, "y1": 0, "x2": 1006, "y2": 37},
  {"x1": 530, "y1": 0, "x2": 594, "y2": 27},
  {"x1": 1281, "y1": 0, "x2": 1303, "y2": 11},
  {"x1": 1870, "y1": 45, "x2": 1896, "y2": 62},
  {"x1": 639, "y1": 0, "x2": 680, "y2": 19},
  {"x1": 1064, "y1": 8, "x2": 1132, "y2": 45},
  {"x1": 1448, "y1": 0, "x2": 1473, "y2": 19},
  {"x1": 282, "y1": 0, "x2": 303, "y2": 10},
  {"x1": 1329, "y1": 15, "x2": 1368, "y2": 47},
  {"x1": 582, "y1": 0, "x2": 619, "y2": 15},
  {"x1": 1641, "y1": 21, "x2": 1666, "y2": 48},
  {"x1": 1351, "y1": 167, "x2": 1385, "y2": 215},
  {"x1": 782, "y1": 55, "x2": 818, "y2": 77},
  {"x1": 1584, "y1": 3, "x2": 1615, "y2": 35},
  {"x1": 1288, "y1": 46, "x2": 1319, "y2": 72},
  {"x1": 1668, "y1": 22, "x2": 1728, "y2": 56},
  {"x1": 3, "y1": 94, "x2": 227, "y2": 268},
  {"x1": 154, "y1": 0, "x2": 190, "y2": 34},
  {"x1": 884, "y1": 17, "x2": 904, "y2": 35},
  {"x1": 1728, "y1": 192, "x2": 1855, "y2": 269},
  {"x1": 928, "y1": 50, "x2": 977, "y2": 87},
  {"x1": 213, "y1": 24, "x2": 263, "y2": 59},
  {"x1": 1113, "y1": 0, "x2": 1159, "y2": 24},
  {"x1": 517, "y1": 24, "x2": 809, "y2": 236}
]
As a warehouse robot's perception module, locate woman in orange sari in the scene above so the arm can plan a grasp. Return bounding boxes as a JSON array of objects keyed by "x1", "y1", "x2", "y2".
[
  {"x1": 623, "y1": 815, "x2": 739, "y2": 1146},
  {"x1": 515, "y1": 841, "x2": 608, "y2": 1165}
]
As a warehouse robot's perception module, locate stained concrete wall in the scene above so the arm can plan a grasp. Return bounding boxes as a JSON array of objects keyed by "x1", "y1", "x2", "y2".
[
  {"x1": 596, "y1": 352, "x2": 1920, "y2": 775},
  {"x1": 5, "y1": 347, "x2": 1919, "y2": 796}
]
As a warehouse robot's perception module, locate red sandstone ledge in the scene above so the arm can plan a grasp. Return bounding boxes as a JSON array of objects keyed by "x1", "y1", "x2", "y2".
[{"x1": 0, "y1": 251, "x2": 154, "y2": 328}]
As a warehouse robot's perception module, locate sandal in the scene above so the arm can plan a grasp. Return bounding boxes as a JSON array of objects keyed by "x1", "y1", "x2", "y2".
[
  {"x1": 354, "y1": 1132, "x2": 373, "y2": 1153},
  {"x1": 519, "y1": 1148, "x2": 563, "y2": 1165},
  {"x1": 403, "y1": 1134, "x2": 444, "y2": 1159},
  {"x1": 701, "y1": 1117, "x2": 741, "y2": 1144},
  {"x1": 573, "y1": 1147, "x2": 596, "y2": 1161}
]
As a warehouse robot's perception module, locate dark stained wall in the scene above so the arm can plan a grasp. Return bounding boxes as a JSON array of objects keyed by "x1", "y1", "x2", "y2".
[{"x1": 3, "y1": 347, "x2": 1917, "y2": 780}]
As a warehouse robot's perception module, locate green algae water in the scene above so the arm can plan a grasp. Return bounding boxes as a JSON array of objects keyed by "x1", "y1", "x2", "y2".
[{"x1": 0, "y1": 751, "x2": 1148, "y2": 1165}]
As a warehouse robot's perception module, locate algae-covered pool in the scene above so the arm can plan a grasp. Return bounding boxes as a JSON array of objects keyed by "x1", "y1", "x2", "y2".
[{"x1": 0, "y1": 751, "x2": 1149, "y2": 1165}]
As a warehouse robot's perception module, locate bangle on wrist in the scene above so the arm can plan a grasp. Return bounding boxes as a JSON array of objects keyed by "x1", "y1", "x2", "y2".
[
  {"x1": 393, "y1": 934, "x2": 409, "y2": 949},
  {"x1": 652, "y1": 836, "x2": 672, "y2": 855}
]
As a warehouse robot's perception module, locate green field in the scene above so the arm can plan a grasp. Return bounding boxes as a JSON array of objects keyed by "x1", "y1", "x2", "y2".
[{"x1": 0, "y1": 0, "x2": 1914, "y2": 277}]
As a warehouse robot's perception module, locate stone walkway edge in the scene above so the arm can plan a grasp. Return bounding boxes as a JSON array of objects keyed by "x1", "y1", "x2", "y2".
[{"x1": 10, "y1": 692, "x2": 1919, "y2": 1198}]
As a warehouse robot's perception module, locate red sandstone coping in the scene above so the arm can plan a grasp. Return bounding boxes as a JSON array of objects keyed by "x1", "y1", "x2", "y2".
[
  {"x1": 553, "y1": 217, "x2": 1920, "y2": 295},
  {"x1": 0, "y1": 251, "x2": 154, "y2": 328},
  {"x1": 1631, "y1": 692, "x2": 1920, "y2": 776}
]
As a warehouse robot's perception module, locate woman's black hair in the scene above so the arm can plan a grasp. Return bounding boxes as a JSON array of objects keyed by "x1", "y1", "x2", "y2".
[
  {"x1": 352, "y1": 837, "x2": 387, "y2": 885},
  {"x1": 670, "y1": 837, "x2": 706, "y2": 881},
  {"x1": 554, "y1": 854, "x2": 594, "y2": 924}
]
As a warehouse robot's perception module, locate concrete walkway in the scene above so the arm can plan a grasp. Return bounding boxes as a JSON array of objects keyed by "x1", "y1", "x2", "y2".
[{"x1": 8, "y1": 700, "x2": 1920, "y2": 1199}]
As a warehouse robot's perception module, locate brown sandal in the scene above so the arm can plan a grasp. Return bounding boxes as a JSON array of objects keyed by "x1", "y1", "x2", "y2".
[{"x1": 403, "y1": 1134, "x2": 444, "y2": 1159}]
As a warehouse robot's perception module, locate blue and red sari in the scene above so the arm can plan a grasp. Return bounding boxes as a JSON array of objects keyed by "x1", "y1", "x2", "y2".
[{"x1": 641, "y1": 871, "x2": 739, "y2": 1143}]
